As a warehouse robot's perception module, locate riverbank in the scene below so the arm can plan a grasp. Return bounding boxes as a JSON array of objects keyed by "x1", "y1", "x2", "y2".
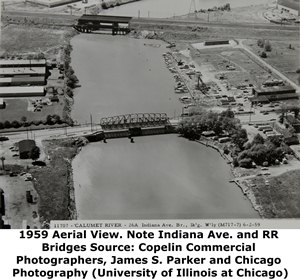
[
  {"x1": 29, "y1": 137, "x2": 84, "y2": 227},
  {"x1": 195, "y1": 138, "x2": 263, "y2": 217}
]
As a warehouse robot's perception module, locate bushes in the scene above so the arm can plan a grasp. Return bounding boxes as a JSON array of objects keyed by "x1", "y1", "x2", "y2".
[
  {"x1": 179, "y1": 108, "x2": 248, "y2": 144},
  {"x1": 236, "y1": 134, "x2": 293, "y2": 168},
  {"x1": 46, "y1": 114, "x2": 62, "y2": 125},
  {"x1": 0, "y1": 115, "x2": 64, "y2": 130},
  {"x1": 260, "y1": 51, "x2": 267, "y2": 58}
]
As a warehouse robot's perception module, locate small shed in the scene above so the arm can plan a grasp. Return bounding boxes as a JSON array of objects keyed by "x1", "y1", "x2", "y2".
[{"x1": 18, "y1": 140, "x2": 36, "y2": 159}]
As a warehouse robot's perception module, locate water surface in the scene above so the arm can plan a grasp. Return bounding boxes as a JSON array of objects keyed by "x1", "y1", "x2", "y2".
[{"x1": 71, "y1": 34, "x2": 258, "y2": 219}]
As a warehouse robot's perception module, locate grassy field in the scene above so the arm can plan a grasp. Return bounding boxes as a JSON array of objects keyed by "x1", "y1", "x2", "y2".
[
  {"x1": 179, "y1": 4, "x2": 269, "y2": 24},
  {"x1": 249, "y1": 170, "x2": 300, "y2": 217},
  {"x1": 0, "y1": 24, "x2": 73, "y2": 56},
  {"x1": 244, "y1": 39, "x2": 300, "y2": 85},
  {"x1": 30, "y1": 138, "x2": 78, "y2": 224}
]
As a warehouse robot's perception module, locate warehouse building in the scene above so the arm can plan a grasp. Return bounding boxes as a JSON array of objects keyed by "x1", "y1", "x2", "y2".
[
  {"x1": 25, "y1": 0, "x2": 80, "y2": 8},
  {"x1": 250, "y1": 85, "x2": 298, "y2": 104},
  {"x1": 0, "y1": 67, "x2": 46, "y2": 78},
  {"x1": 0, "y1": 76, "x2": 46, "y2": 86},
  {"x1": 0, "y1": 86, "x2": 45, "y2": 98},
  {"x1": 277, "y1": 0, "x2": 300, "y2": 16},
  {"x1": 0, "y1": 59, "x2": 46, "y2": 68}
]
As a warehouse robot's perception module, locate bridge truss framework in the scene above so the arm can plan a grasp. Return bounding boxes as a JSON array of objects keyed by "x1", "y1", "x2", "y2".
[{"x1": 100, "y1": 113, "x2": 169, "y2": 130}]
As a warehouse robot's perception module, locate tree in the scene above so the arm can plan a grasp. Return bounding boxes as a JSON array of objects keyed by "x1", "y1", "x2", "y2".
[
  {"x1": 239, "y1": 158, "x2": 252, "y2": 168},
  {"x1": 30, "y1": 146, "x2": 40, "y2": 161},
  {"x1": 253, "y1": 133, "x2": 265, "y2": 145},
  {"x1": 46, "y1": 115, "x2": 53, "y2": 125},
  {"x1": 11, "y1": 120, "x2": 21, "y2": 128},
  {"x1": 4, "y1": 121, "x2": 11, "y2": 129},
  {"x1": 232, "y1": 128, "x2": 248, "y2": 149},
  {"x1": 257, "y1": 39, "x2": 264, "y2": 48},
  {"x1": 260, "y1": 51, "x2": 267, "y2": 58},
  {"x1": 264, "y1": 40, "x2": 272, "y2": 52},
  {"x1": 0, "y1": 156, "x2": 5, "y2": 170}
]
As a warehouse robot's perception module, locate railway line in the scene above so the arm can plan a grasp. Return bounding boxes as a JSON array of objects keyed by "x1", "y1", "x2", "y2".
[{"x1": 2, "y1": 10, "x2": 299, "y2": 33}]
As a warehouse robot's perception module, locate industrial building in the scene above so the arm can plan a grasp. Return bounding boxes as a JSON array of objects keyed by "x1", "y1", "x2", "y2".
[
  {"x1": 0, "y1": 67, "x2": 46, "y2": 78},
  {"x1": 250, "y1": 85, "x2": 298, "y2": 104},
  {"x1": 277, "y1": 0, "x2": 300, "y2": 16},
  {"x1": 25, "y1": 0, "x2": 80, "y2": 7},
  {"x1": 204, "y1": 40, "x2": 230, "y2": 46},
  {"x1": 0, "y1": 76, "x2": 46, "y2": 86},
  {"x1": 0, "y1": 59, "x2": 46, "y2": 68},
  {"x1": 0, "y1": 86, "x2": 45, "y2": 98}
]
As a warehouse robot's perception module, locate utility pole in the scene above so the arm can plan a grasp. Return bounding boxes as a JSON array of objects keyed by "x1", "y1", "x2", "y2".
[
  {"x1": 189, "y1": 0, "x2": 197, "y2": 18},
  {"x1": 90, "y1": 114, "x2": 93, "y2": 132}
]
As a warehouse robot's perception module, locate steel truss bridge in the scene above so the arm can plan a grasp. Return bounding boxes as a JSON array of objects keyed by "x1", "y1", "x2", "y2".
[{"x1": 100, "y1": 113, "x2": 169, "y2": 130}]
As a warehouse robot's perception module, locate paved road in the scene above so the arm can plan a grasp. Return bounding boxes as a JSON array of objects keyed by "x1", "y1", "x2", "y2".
[{"x1": 1, "y1": 124, "x2": 102, "y2": 142}]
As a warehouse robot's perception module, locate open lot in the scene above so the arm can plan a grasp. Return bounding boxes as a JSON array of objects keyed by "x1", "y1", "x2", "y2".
[
  {"x1": 244, "y1": 39, "x2": 300, "y2": 85},
  {"x1": 0, "y1": 25, "x2": 72, "y2": 57}
]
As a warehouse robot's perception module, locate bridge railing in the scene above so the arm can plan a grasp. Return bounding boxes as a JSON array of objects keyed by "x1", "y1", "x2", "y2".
[{"x1": 100, "y1": 113, "x2": 170, "y2": 130}]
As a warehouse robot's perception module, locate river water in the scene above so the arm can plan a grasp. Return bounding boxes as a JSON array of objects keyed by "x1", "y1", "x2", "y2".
[
  {"x1": 71, "y1": 34, "x2": 258, "y2": 219},
  {"x1": 100, "y1": 0, "x2": 272, "y2": 18}
]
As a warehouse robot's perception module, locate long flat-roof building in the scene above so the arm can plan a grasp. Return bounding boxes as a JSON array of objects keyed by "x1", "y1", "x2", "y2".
[
  {"x1": 0, "y1": 59, "x2": 46, "y2": 68},
  {"x1": 0, "y1": 86, "x2": 45, "y2": 98},
  {"x1": 0, "y1": 76, "x2": 45, "y2": 86},
  {"x1": 277, "y1": 0, "x2": 300, "y2": 16},
  {"x1": 0, "y1": 67, "x2": 46, "y2": 78},
  {"x1": 250, "y1": 85, "x2": 298, "y2": 104}
]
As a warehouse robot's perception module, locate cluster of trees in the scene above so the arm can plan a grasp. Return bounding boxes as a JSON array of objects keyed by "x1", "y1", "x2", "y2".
[
  {"x1": 233, "y1": 134, "x2": 293, "y2": 168},
  {"x1": 0, "y1": 115, "x2": 64, "y2": 130},
  {"x1": 45, "y1": 114, "x2": 63, "y2": 125},
  {"x1": 257, "y1": 39, "x2": 272, "y2": 58},
  {"x1": 30, "y1": 146, "x2": 40, "y2": 161},
  {"x1": 178, "y1": 108, "x2": 248, "y2": 149}
]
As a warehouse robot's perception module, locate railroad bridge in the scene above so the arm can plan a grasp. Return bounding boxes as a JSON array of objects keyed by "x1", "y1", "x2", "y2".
[
  {"x1": 74, "y1": 14, "x2": 132, "y2": 35},
  {"x1": 100, "y1": 113, "x2": 170, "y2": 130}
]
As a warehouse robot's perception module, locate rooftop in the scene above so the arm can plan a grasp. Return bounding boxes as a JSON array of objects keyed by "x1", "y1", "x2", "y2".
[
  {"x1": 255, "y1": 85, "x2": 296, "y2": 93},
  {"x1": 0, "y1": 59, "x2": 46, "y2": 66},
  {"x1": 0, "y1": 86, "x2": 44, "y2": 94},
  {"x1": 0, "y1": 67, "x2": 46, "y2": 76},
  {"x1": 0, "y1": 76, "x2": 45, "y2": 84},
  {"x1": 79, "y1": 14, "x2": 132, "y2": 24}
]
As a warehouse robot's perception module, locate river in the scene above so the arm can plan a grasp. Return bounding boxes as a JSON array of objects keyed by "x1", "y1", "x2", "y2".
[
  {"x1": 100, "y1": 0, "x2": 272, "y2": 18},
  {"x1": 71, "y1": 34, "x2": 258, "y2": 219}
]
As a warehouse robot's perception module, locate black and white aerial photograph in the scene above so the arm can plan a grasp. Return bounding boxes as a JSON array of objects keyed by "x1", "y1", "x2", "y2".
[{"x1": 0, "y1": 0, "x2": 299, "y2": 229}]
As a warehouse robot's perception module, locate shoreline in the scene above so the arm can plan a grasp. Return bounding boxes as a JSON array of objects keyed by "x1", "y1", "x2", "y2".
[{"x1": 196, "y1": 139, "x2": 263, "y2": 218}]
